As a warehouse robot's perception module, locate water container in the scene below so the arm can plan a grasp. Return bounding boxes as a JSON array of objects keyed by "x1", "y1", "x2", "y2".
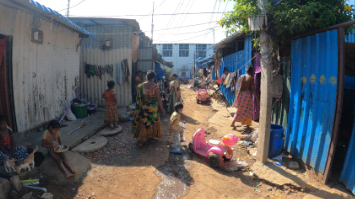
[
  {"x1": 73, "y1": 104, "x2": 87, "y2": 118},
  {"x1": 268, "y1": 124, "x2": 284, "y2": 158}
]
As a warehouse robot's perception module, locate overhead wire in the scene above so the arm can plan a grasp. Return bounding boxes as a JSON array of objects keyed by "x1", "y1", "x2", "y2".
[
  {"x1": 157, "y1": 1, "x2": 183, "y2": 41},
  {"x1": 69, "y1": 12, "x2": 228, "y2": 18},
  {"x1": 57, "y1": 0, "x2": 87, "y2": 12},
  {"x1": 155, "y1": 26, "x2": 223, "y2": 43},
  {"x1": 204, "y1": 0, "x2": 218, "y2": 41},
  {"x1": 138, "y1": 0, "x2": 168, "y2": 21},
  {"x1": 170, "y1": 0, "x2": 195, "y2": 42}
]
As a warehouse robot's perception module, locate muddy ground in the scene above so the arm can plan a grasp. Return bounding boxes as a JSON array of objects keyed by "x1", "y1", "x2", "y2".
[{"x1": 17, "y1": 88, "x2": 351, "y2": 199}]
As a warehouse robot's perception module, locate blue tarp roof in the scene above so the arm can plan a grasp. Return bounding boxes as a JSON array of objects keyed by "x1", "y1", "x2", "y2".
[{"x1": 28, "y1": 0, "x2": 94, "y2": 38}]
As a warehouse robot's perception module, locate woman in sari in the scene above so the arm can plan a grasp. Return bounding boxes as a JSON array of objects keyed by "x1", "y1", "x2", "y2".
[
  {"x1": 231, "y1": 65, "x2": 259, "y2": 134},
  {"x1": 168, "y1": 74, "x2": 181, "y2": 113},
  {"x1": 132, "y1": 71, "x2": 166, "y2": 147}
]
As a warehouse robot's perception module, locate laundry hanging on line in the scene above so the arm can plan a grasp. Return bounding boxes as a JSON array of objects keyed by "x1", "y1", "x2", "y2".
[{"x1": 85, "y1": 64, "x2": 114, "y2": 78}]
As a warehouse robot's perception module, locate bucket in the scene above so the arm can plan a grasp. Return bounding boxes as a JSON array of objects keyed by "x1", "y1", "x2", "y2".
[
  {"x1": 268, "y1": 124, "x2": 284, "y2": 158},
  {"x1": 73, "y1": 104, "x2": 87, "y2": 118}
]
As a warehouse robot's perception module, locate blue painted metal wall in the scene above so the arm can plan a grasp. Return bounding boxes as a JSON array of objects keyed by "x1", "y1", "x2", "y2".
[
  {"x1": 286, "y1": 30, "x2": 338, "y2": 173},
  {"x1": 339, "y1": 106, "x2": 355, "y2": 195},
  {"x1": 219, "y1": 35, "x2": 252, "y2": 105}
]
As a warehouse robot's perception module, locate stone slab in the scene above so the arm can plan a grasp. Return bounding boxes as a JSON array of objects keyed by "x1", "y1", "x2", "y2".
[
  {"x1": 0, "y1": 184, "x2": 6, "y2": 199},
  {"x1": 0, "y1": 177, "x2": 11, "y2": 195},
  {"x1": 10, "y1": 176, "x2": 22, "y2": 192},
  {"x1": 40, "y1": 151, "x2": 91, "y2": 185},
  {"x1": 14, "y1": 111, "x2": 107, "y2": 155},
  {"x1": 72, "y1": 136, "x2": 108, "y2": 153},
  {"x1": 97, "y1": 126, "x2": 123, "y2": 136},
  {"x1": 251, "y1": 160, "x2": 308, "y2": 189}
]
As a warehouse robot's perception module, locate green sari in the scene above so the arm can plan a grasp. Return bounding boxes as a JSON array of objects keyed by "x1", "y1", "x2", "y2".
[{"x1": 132, "y1": 83, "x2": 162, "y2": 141}]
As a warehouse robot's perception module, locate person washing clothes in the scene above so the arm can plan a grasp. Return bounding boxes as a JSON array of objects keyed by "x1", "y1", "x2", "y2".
[
  {"x1": 167, "y1": 103, "x2": 186, "y2": 145},
  {"x1": 102, "y1": 80, "x2": 119, "y2": 130}
]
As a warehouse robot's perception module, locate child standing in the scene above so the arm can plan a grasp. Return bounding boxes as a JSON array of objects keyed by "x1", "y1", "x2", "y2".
[
  {"x1": 167, "y1": 103, "x2": 186, "y2": 145},
  {"x1": 0, "y1": 115, "x2": 28, "y2": 163},
  {"x1": 102, "y1": 80, "x2": 119, "y2": 130},
  {"x1": 41, "y1": 120, "x2": 77, "y2": 178}
]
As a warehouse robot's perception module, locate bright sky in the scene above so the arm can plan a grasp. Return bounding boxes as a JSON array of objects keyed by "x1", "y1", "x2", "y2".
[{"x1": 35, "y1": 0, "x2": 234, "y2": 44}]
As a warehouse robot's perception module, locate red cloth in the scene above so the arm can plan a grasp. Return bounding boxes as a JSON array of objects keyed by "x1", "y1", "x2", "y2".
[
  {"x1": 216, "y1": 74, "x2": 225, "y2": 84},
  {"x1": 0, "y1": 134, "x2": 11, "y2": 151}
]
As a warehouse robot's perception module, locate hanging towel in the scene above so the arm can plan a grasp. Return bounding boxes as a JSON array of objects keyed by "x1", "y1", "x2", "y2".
[
  {"x1": 223, "y1": 73, "x2": 231, "y2": 87},
  {"x1": 122, "y1": 59, "x2": 130, "y2": 82},
  {"x1": 226, "y1": 72, "x2": 234, "y2": 89},
  {"x1": 116, "y1": 63, "x2": 123, "y2": 85}
]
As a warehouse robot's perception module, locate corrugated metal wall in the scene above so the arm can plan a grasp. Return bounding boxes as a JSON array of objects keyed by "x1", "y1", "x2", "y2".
[
  {"x1": 80, "y1": 26, "x2": 133, "y2": 107},
  {"x1": 137, "y1": 47, "x2": 153, "y2": 73},
  {"x1": 286, "y1": 30, "x2": 338, "y2": 173},
  {"x1": 0, "y1": 6, "x2": 81, "y2": 132},
  {"x1": 219, "y1": 35, "x2": 252, "y2": 105},
  {"x1": 272, "y1": 57, "x2": 291, "y2": 128}
]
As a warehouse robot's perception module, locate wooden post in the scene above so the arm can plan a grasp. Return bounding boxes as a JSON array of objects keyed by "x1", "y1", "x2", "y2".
[{"x1": 256, "y1": 0, "x2": 273, "y2": 163}]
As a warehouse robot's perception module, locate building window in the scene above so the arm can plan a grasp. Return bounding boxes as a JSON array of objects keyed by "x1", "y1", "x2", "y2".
[
  {"x1": 179, "y1": 44, "x2": 189, "y2": 57},
  {"x1": 163, "y1": 44, "x2": 173, "y2": 57},
  {"x1": 196, "y1": 44, "x2": 207, "y2": 57}
]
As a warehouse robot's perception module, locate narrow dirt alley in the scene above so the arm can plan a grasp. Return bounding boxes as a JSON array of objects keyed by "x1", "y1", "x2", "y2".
[{"x1": 29, "y1": 87, "x2": 341, "y2": 199}]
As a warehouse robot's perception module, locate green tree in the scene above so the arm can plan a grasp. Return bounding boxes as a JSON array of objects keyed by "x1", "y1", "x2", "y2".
[{"x1": 220, "y1": 0, "x2": 355, "y2": 46}]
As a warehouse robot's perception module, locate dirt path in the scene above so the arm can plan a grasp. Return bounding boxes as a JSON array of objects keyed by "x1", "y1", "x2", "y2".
[{"x1": 23, "y1": 87, "x2": 350, "y2": 199}]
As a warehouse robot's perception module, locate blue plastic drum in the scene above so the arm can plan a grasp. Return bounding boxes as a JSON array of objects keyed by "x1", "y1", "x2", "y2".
[{"x1": 268, "y1": 124, "x2": 284, "y2": 158}]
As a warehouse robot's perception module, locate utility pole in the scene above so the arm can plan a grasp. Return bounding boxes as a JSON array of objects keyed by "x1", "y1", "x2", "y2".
[
  {"x1": 151, "y1": 2, "x2": 155, "y2": 70},
  {"x1": 66, "y1": 0, "x2": 70, "y2": 17},
  {"x1": 151, "y1": 2, "x2": 155, "y2": 43},
  {"x1": 256, "y1": 0, "x2": 273, "y2": 163},
  {"x1": 210, "y1": 28, "x2": 215, "y2": 44}
]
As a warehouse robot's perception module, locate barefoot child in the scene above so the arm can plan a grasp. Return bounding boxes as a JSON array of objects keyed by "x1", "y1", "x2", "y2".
[
  {"x1": 41, "y1": 120, "x2": 77, "y2": 178},
  {"x1": 102, "y1": 80, "x2": 119, "y2": 130},
  {"x1": 0, "y1": 115, "x2": 28, "y2": 163},
  {"x1": 167, "y1": 103, "x2": 186, "y2": 145}
]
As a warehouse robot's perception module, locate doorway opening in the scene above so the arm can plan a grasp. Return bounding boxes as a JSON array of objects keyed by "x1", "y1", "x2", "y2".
[
  {"x1": 330, "y1": 42, "x2": 355, "y2": 180},
  {"x1": 0, "y1": 34, "x2": 16, "y2": 131}
]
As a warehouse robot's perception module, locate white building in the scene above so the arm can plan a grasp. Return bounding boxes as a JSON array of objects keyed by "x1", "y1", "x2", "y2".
[{"x1": 154, "y1": 43, "x2": 214, "y2": 78}]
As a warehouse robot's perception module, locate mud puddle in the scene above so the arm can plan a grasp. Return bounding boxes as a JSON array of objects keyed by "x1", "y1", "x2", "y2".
[{"x1": 154, "y1": 135, "x2": 194, "y2": 199}]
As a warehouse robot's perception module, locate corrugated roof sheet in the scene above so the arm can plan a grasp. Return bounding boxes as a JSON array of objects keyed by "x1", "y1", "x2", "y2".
[
  {"x1": 26, "y1": 0, "x2": 94, "y2": 38},
  {"x1": 212, "y1": 32, "x2": 245, "y2": 50},
  {"x1": 69, "y1": 17, "x2": 140, "y2": 31}
]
